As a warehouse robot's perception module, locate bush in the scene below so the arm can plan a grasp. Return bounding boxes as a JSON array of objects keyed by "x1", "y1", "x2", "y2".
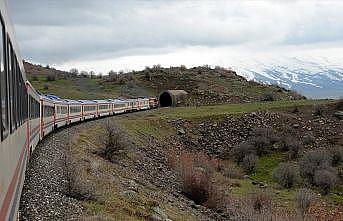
[
  {"x1": 295, "y1": 188, "x2": 317, "y2": 215},
  {"x1": 46, "y1": 75, "x2": 56, "y2": 81},
  {"x1": 330, "y1": 145, "x2": 343, "y2": 166},
  {"x1": 251, "y1": 192, "x2": 272, "y2": 213},
  {"x1": 273, "y1": 162, "x2": 299, "y2": 188},
  {"x1": 303, "y1": 134, "x2": 315, "y2": 145},
  {"x1": 313, "y1": 105, "x2": 323, "y2": 117},
  {"x1": 299, "y1": 149, "x2": 332, "y2": 184},
  {"x1": 65, "y1": 155, "x2": 96, "y2": 201},
  {"x1": 169, "y1": 151, "x2": 223, "y2": 206},
  {"x1": 291, "y1": 106, "x2": 299, "y2": 113},
  {"x1": 43, "y1": 83, "x2": 49, "y2": 90},
  {"x1": 249, "y1": 128, "x2": 278, "y2": 156},
  {"x1": 314, "y1": 169, "x2": 337, "y2": 195},
  {"x1": 99, "y1": 121, "x2": 131, "y2": 162},
  {"x1": 242, "y1": 154, "x2": 258, "y2": 173},
  {"x1": 182, "y1": 167, "x2": 210, "y2": 204},
  {"x1": 335, "y1": 98, "x2": 343, "y2": 110},
  {"x1": 232, "y1": 142, "x2": 256, "y2": 163},
  {"x1": 262, "y1": 92, "x2": 275, "y2": 101},
  {"x1": 31, "y1": 75, "x2": 38, "y2": 81},
  {"x1": 223, "y1": 164, "x2": 243, "y2": 179},
  {"x1": 279, "y1": 137, "x2": 302, "y2": 159}
]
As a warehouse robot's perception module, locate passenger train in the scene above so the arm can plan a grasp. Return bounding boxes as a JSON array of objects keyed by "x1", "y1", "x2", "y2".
[{"x1": 0, "y1": 1, "x2": 158, "y2": 220}]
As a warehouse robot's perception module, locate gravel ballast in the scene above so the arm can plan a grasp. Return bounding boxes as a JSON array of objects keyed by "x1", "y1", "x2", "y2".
[{"x1": 19, "y1": 118, "x2": 110, "y2": 221}]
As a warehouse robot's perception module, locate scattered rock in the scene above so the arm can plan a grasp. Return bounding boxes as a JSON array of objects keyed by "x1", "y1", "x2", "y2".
[
  {"x1": 334, "y1": 111, "x2": 343, "y2": 120},
  {"x1": 177, "y1": 128, "x2": 186, "y2": 135},
  {"x1": 151, "y1": 207, "x2": 168, "y2": 220},
  {"x1": 292, "y1": 123, "x2": 300, "y2": 128}
]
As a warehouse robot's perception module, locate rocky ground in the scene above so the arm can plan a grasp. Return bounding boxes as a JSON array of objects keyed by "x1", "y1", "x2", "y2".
[{"x1": 172, "y1": 104, "x2": 343, "y2": 158}]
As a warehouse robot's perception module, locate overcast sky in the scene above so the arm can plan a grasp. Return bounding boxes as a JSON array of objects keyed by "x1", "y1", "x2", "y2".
[{"x1": 8, "y1": 0, "x2": 343, "y2": 73}]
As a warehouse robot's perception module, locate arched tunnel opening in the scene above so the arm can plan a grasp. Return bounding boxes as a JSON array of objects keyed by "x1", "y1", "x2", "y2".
[{"x1": 159, "y1": 92, "x2": 173, "y2": 107}]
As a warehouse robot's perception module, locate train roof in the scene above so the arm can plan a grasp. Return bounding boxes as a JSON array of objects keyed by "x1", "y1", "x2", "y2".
[
  {"x1": 45, "y1": 94, "x2": 62, "y2": 101},
  {"x1": 63, "y1": 99, "x2": 82, "y2": 104},
  {"x1": 93, "y1": 99, "x2": 111, "y2": 104},
  {"x1": 78, "y1": 100, "x2": 97, "y2": 104}
]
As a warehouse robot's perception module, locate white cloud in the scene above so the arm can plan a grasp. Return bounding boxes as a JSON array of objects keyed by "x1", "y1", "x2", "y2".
[{"x1": 9, "y1": 0, "x2": 343, "y2": 72}]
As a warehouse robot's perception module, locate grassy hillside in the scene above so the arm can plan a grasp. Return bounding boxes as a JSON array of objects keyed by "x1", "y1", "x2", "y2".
[
  {"x1": 64, "y1": 100, "x2": 342, "y2": 220},
  {"x1": 25, "y1": 62, "x2": 304, "y2": 104}
]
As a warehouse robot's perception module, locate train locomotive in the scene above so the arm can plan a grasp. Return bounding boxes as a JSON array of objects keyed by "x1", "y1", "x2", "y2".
[{"x1": 0, "y1": 1, "x2": 158, "y2": 220}]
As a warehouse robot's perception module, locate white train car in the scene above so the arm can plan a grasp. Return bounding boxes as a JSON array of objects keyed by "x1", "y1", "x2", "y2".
[
  {"x1": 27, "y1": 82, "x2": 40, "y2": 152},
  {"x1": 45, "y1": 94, "x2": 69, "y2": 129},
  {"x1": 138, "y1": 98, "x2": 150, "y2": 110},
  {"x1": 80, "y1": 100, "x2": 97, "y2": 120},
  {"x1": 65, "y1": 99, "x2": 82, "y2": 124},
  {"x1": 109, "y1": 99, "x2": 127, "y2": 114},
  {"x1": 0, "y1": 1, "x2": 30, "y2": 220},
  {"x1": 127, "y1": 99, "x2": 139, "y2": 112},
  {"x1": 95, "y1": 100, "x2": 112, "y2": 117},
  {"x1": 40, "y1": 96, "x2": 55, "y2": 137}
]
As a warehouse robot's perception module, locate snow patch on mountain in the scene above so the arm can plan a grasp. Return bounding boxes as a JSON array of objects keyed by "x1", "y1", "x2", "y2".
[{"x1": 232, "y1": 57, "x2": 343, "y2": 99}]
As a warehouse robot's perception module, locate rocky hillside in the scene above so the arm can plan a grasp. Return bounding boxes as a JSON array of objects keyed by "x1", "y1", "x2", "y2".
[
  {"x1": 20, "y1": 99, "x2": 342, "y2": 220},
  {"x1": 24, "y1": 62, "x2": 304, "y2": 104}
]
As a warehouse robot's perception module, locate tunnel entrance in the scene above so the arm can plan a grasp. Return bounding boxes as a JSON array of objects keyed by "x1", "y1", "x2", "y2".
[{"x1": 159, "y1": 92, "x2": 173, "y2": 107}]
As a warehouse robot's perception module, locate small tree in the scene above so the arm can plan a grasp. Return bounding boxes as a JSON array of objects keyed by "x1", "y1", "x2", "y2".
[{"x1": 273, "y1": 162, "x2": 299, "y2": 188}]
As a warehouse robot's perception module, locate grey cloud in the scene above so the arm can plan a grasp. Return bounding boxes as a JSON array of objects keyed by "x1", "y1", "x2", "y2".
[{"x1": 8, "y1": 0, "x2": 343, "y2": 65}]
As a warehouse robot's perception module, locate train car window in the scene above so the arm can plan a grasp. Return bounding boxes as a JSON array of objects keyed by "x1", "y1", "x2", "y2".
[
  {"x1": 99, "y1": 104, "x2": 108, "y2": 110},
  {"x1": 0, "y1": 19, "x2": 8, "y2": 140},
  {"x1": 70, "y1": 106, "x2": 81, "y2": 113},
  {"x1": 7, "y1": 38, "x2": 14, "y2": 133},
  {"x1": 61, "y1": 106, "x2": 67, "y2": 114},
  {"x1": 84, "y1": 106, "x2": 95, "y2": 112},
  {"x1": 11, "y1": 49, "x2": 18, "y2": 129},
  {"x1": 29, "y1": 96, "x2": 39, "y2": 120},
  {"x1": 44, "y1": 105, "x2": 54, "y2": 117}
]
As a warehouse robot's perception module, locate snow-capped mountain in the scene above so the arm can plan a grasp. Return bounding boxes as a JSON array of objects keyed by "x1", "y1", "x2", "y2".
[{"x1": 233, "y1": 57, "x2": 343, "y2": 99}]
